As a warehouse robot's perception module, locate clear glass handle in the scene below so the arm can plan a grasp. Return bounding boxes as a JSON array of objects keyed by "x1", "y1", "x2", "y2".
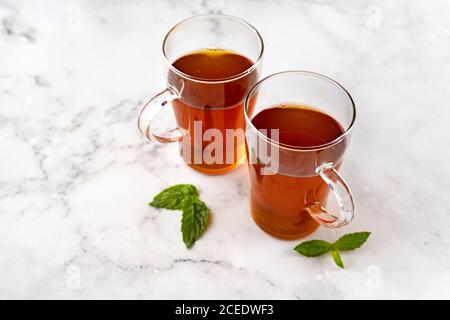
[
  {"x1": 306, "y1": 162, "x2": 355, "y2": 228},
  {"x1": 137, "y1": 87, "x2": 184, "y2": 143}
]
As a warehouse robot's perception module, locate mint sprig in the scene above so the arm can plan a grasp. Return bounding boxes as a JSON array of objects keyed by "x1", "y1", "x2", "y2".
[
  {"x1": 149, "y1": 184, "x2": 209, "y2": 248},
  {"x1": 294, "y1": 232, "x2": 371, "y2": 268}
]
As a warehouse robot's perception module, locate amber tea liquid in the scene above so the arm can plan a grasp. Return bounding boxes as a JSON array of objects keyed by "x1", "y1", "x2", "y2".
[
  {"x1": 169, "y1": 49, "x2": 258, "y2": 174},
  {"x1": 248, "y1": 105, "x2": 345, "y2": 239}
]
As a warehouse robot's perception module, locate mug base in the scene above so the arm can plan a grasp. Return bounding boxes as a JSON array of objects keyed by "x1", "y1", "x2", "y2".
[
  {"x1": 252, "y1": 214, "x2": 320, "y2": 240},
  {"x1": 186, "y1": 153, "x2": 246, "y2": 175},
  {"x1": 188, "y1": 162, "x2": 241, "y2": 175}
]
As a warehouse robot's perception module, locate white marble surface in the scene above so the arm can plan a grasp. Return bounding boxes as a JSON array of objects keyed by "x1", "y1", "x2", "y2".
[{"x1": 1, "y1": 0, "x2": 450, "y2": 299}]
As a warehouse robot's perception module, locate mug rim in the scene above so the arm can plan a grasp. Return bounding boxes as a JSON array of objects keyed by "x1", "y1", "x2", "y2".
[
  {"x1": 244, "y1": 70, "x2": 356, "y2": 152},
  {"x1": 162, "y1": 14, "x2": 264, "y2": 84}
]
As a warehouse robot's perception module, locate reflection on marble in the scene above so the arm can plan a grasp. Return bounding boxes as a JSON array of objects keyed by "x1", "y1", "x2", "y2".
[{"x1": 0, "y1": 0, "x2": 449, "y2": 299}]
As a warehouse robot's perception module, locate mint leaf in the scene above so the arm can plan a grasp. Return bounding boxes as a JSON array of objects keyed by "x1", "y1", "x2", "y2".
[
  {"x1": 181, "y1": 197, "x2": 209, "y2": 248},
  {"x1": 149, "y1": 184, "x2": 198, "y2": 210},
  {"x1": 334, "y1": 232, "x2": 371, "y2": 251},
  {"x1": 294, "y1": 240, "x2": 332, "y2": 257},
  {"x1": 250, "y1": 147, "x2": 264, "y2": 166},
  {"x1": 331, "y1": 248, "x2": 344, "y2": 268}
]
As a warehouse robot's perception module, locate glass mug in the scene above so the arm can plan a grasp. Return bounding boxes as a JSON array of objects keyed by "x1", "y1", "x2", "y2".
[
  {"x1": 245, "y1": 71, "x2": 356, "y2": 239},
  {"x1": 138, "y1": 14, "x2": 263, "y2": 175}
]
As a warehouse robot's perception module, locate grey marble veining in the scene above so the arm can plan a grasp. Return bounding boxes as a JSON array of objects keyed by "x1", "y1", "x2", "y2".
[{"x1": 0, "y1": 0, "x2": 449, "y2": 299}]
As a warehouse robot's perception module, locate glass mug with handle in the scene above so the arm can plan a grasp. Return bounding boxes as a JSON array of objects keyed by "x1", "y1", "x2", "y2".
[
  {"x1": 138, "y1": 14, "x2": 263, "y2": 175},
  {"x1": 245, "y1": 71, "x2": 356, "y2": 239}
]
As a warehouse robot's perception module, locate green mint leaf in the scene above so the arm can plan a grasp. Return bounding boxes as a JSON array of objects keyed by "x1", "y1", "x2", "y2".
[
  {"x1": 333, "y1": 232, "x2": 371, "y2": 251},
  {"x1": 294, "y1": 240, "x2": 332, "y2": 257},
  {"x1": 149, "y1": 184, "x2": 198, "y2": 210},
  {"x1": 331, "y1": 248, "x2": 344, "y2": 268},
  {"x1": 294, "y1": 231, "x2": 371, "y2": 268},
  {"x1": 181, "y1": 197, "x2": 209, "y2": 248}
]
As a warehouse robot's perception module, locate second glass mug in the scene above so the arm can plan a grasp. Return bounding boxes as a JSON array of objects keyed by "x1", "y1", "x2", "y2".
[
  {"x1": 245, "y1": 71, "x2": 356, "y2": 239},
  {"x1": 138, "y1": 14, "x2": 263, "y2": 175}
]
